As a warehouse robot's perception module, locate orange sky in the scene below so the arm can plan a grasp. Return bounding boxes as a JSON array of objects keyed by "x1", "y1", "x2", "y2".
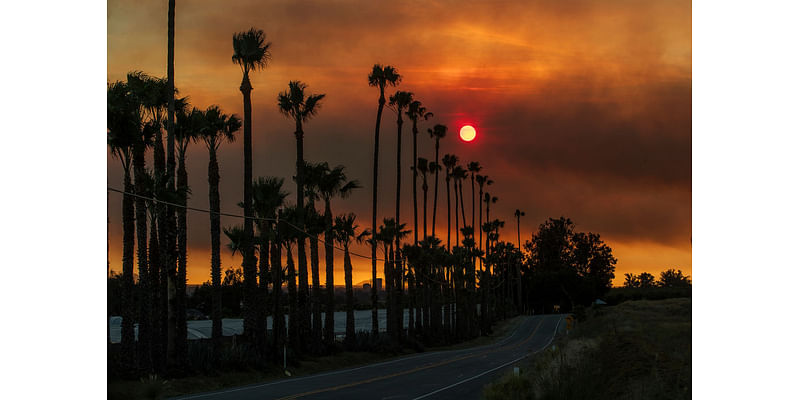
[{"x1": 107, "y1": 0, "x2": 691, "y2": 286}]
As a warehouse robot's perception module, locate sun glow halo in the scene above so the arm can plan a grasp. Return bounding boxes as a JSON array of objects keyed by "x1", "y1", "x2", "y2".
[{"x1": 459, "y1": 125, "x2": 476, "y2": 142}]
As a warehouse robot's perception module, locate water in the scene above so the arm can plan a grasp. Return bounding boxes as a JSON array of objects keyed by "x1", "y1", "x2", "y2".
[{"x1": 108, "y1": 309, "x2": 413, "y2": 343}]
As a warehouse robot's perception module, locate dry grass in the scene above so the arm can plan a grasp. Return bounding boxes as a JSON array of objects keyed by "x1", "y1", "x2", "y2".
[{"x1": 483, "y1": 298, "x2": 691, "y2": 400}]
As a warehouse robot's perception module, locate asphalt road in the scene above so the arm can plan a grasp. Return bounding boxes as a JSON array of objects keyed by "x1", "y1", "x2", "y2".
[{"x1": 172, "y1": 314, "x2": 564, "y2": 400}]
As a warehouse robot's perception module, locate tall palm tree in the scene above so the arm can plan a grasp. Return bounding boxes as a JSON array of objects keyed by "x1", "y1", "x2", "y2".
[
  {"x1": 428, "y1": 124, "x2": 447, "y2": 238},
  {"x1": 416, "y1": 158, "x2": 431, "y2": 239},
  {"x1": 232, "y1": 27, "x2": 271, "y2": 343},
  {"x1": 107, "y1": 81, "x2": 138, "y2": 368},
  {"x1": 333, "y1": 213, "x2": 367, "y2": 349},
  {"x1": 173, "y1": 97, "x2": 195, "y2": 367},
  {"x1": 198, "y1": 105, "x2": 242, "y2": 364},
  {"x1": 316, "y1": 164, "x2": 360, "y2": 339},
  {"x1": 278, "y1": 80, "x2": 326, "y2": 350},
  {"x1": 406, "y1": 100, "x2": 433, "y2": 247},
  {"x1": 442, "y1": 154, "x2": 458, "y2": 251},
  {"x1": 485, "y1": 193, "x2": 498, "y2": 257},
  {"x1": 279, "y1": 205, "x2": 301, "y2": 352},
  {"x1": 367, "y1": 65, "x2": 401, "y2": 333},
  {"x1": 165, "y1": 0, "x2": 178, "y2": 369},
  {"x1": 467, "y1": 162, "x2": 482, "y2": 237},
  {"x1": 125, "y1": 72, "x2": 157, "y2": 372},
  {"x1": 475, "y1": 175, "x2": 492, "y2": 267},
  {"x1": 452, "y1": 165, "x2": 468, "y2": 246},
  {"x1": 388, "y1": 90, "x2": 414, "y2": 335},
  {"x1": 514, "y1": 209, "x2": 525, "y2": 250},
  {"x1": 252, "y1": 177, "x2": 289, "y2": 354},
  {"x1": 298, "y1": 161, "x2": 327, "y2": 349}
]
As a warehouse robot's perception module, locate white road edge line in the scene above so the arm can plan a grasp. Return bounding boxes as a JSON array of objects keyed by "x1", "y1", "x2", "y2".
[
  {"x1": 411, "y1": 315, "x2": 563, "y2": 400},
  {"x1": 171, "y1": 316, "x2": 535, "y2": 399}
]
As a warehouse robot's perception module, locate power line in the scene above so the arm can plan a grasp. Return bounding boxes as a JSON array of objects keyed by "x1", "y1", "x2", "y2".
[{"x1": 108, "y1": 186, "x2": 389, "y2": 262}]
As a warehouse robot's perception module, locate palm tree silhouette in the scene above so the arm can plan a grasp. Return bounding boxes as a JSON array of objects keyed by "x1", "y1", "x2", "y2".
[
  {"x1": 416, "y1": 158, "x2": 431, "y2": 239},
  {"x1": 428, "y1": 124, "x2": 448, "y2": 239},
  {"x1": 165, "y1": 0, "x2": 178, "y2": 368},
  {"x1": 333, "y1": 213, "x2": 366, "y2": 348},
  {"x1": 442, "y1": 154, "x2": 458, "y2": 251},
  {"x1": 313, "y1": 163, "x2": 360, "y2": 342},
  {"x1": 467, "y1": 162, "x2": 482, "y2": 238},
  {"x1": 198, "y1": 105, "x2": 241, "y2": 364},
  {"x1": 232, "y1": 27, "x2": 271, "y2": 343},
  {"x1": 278, "y1": 80, "x2": 326, "y2": 350},
  {"x1": 173, "y1": 97, "x2": 195, "y2": 366},
  {"x1": 252, "y1": 177, "x2": 289, "y2": 354},
  {"x1": 125, "y1": 71, "x2": 156, "y2": 372},
  {"x1": 298, "y1": 161, "x2": 327, "y2": 350},
  {"x1": 367, "y1": 65, "x2": 401, "y2": 337},
  {"x1": 514, "y1": 209, "x2": 525, "y2": 250},
  {"x1": 475, "y1": 175, "x2": 493, "y2": 268},
  {"x1": 406, "y1": 100, "x2": 433, "y2": 247},
  {"x1": 107, "y1": 81, "x2": 138, "y2": 369}
]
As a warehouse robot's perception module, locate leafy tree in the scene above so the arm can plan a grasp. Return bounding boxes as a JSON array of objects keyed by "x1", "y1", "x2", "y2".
[
  {"x1": 658, "y1": 269, "x2": 691, "y2": 288},
  {"x1": 639, "y1": 272, "x2": 656, "y2": 288}
]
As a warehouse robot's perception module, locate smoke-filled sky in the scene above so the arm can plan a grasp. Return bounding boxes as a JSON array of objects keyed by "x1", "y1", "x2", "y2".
[{"x1": 107, "y1": 0, "x2": 691, "y2": 286}]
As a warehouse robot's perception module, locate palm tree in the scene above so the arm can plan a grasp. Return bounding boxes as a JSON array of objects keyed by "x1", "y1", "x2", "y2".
[
  {"x1": 107, "y1": 81, "x2": 138, "y2": 368},
  {"x1": 442, "y1": 154, "x2": 458, "y2": 251},
  {"x1": 278, "y1": 80, "x2": 326, "y2": 349},
  {"x1": 252, "y1": 177, "x2": 289, "y2": 354},
  {"x1": 428, "y1": 124, "x2": 447, "y2": 238},
  {"x1": 452, "y1": 165, "x2": 468, "y2": 245},
  {"x1": 279, "y1": 205, "x2": 301, "y2": 352},
  {"x1": 467, "y1": 162, "x2": 482, "y2": 237},
  {"x1": 173, "y1": 97, "x2": 195, "y2": 366},
  {"x1": 232, "y1": 27, "x2": 271, "y2": 343},
  {"x1": 416, "y1": 158, "x2": 431, "y2": 239},
  {"x1": 165, "y1": 0, "x2": 178, "y2": 369},
  {"x1": 298, "y1": 162, "x2": 327, "y2": 349},
  {"x1": 475, "y1": 175, "x2": 492, "y2": 267},
  {"x1": 485, "y1": 193, "x2": 498, "y2": 256},
  {"x1": 388, "y1": 90, "x2": 414, "y2": 334},
  {"x1": 514, "y1": 209, "x2": 525, "y2": 250},
  {"x1": 406, "y1": 100, "x2": 433, "y2": 247},
  {"x1": 367, "y1": 65, "x2": 401, "y2": 332},
  {"x1": 333, "y1": 213, "x2": 366, "y2": 348},
  {"x1": 316, "y1": 164, "x2": 360, "y2": 339},
  {"x1": 125, "y1": 72, "x2": 156, "y2": 372},
  {"x1": 198, "y1": 105, "x2": 241, "y2": 363}
]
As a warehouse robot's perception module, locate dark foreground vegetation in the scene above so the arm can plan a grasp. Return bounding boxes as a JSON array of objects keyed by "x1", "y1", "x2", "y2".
[{"x1": 483, "y1": 297, "x2": 691, "y2": 400}]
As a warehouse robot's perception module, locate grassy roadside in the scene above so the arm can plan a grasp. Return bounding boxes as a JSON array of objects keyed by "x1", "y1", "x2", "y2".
[
  {"x1": 109, "y1": 316, "x2": 525, "y2": 399},
  {"x1": 483, "y1": 298, "x2": 691, "y2": 400}
]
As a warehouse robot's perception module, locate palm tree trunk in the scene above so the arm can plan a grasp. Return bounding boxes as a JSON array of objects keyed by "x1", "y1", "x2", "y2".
[
  {"x1": 310, "y1": 230, "x2": 323, "y2": 350},
  {"x1": 324, "y1": 201, "x2": 336, "y2": 345},
  {"x1": 431, "y1": 140, "x2": 440, "y2": 237},
  {"x1": 121, "y1": 164, "x2": 136, "y2": 369},
  {"x1": 208, "y1": 148, "x2": 223, "y2": 366},
  {"x1": 271, "y1": 237, "x2": 285, "y2": 359},
  {"x1": 370, "y1": 90, "x2": 384, "y2": 338},
  {"x1": 286, "y1": 242, "x2": 299, "y2": 352},
  {"x1": 240, "y1": 72, "x2": 258, "y2": 345},
  {"x1": 175, "y1": 150, "x2": 188, "y2": 367},
  {"x1": 394, "y1": 110, "x2": 403, "y2": 341},
  {"x1": 259, "y1": 222, "x2": 271, "y2": 354},
  {"x1": 478, "y1": 185, "x2": 483, "y2": 269},
  {"x1": 454, "y1": 179, "x2": 460, "y2": 246},
  {"x1": 446, "y1": 176, "x2": 451, "y2": 251},
  {"x1": 148, "y1": 210, "x2": 162, "y2": 372},
  {"x1": 386, "y1": 242, "x2": 395, "y2": 338},
  {"x1": 459, "y1": 180, "x2": 467, "y2": 235},
  {"x1": 412, "y1": 119, "x2": 419, "y2": 246},
  {"x1": 344, "y1": 245, "x2": 356, "y2": 348},
  {"x1": 294, "y1": 126, "x2": 310, "y2": 351},
  {"x1": 133, "y1": 143, "x2": 151, "y2": 372},
  {"x1": 165, "y1": 0, "x2": 178, "y2": 370}
]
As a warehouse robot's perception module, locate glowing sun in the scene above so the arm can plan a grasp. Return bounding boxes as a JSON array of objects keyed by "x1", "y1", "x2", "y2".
[{"x1": 459, "y1": 125, "x2": 476, "y2": 142}]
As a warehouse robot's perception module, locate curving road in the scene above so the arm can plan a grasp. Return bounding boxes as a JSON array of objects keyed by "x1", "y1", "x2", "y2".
[{"x1": 172, "y1": 315, "x2": 564, "y2": 400}]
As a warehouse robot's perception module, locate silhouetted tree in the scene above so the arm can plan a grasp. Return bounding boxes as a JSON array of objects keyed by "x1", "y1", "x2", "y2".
[
  {"x1": 429, "y1": 125, "x2": 448, "y2": 239},
  {"x1": 658, "y1": 269, "x2": 691, "y2": 288},
  {"x1": 232, "y1": 27, "x2": 271, "y2": 344},
  {"x1": 368, "y1": 65, "x2": 401, "y2": 339},
  {"x1": 278, "y1": 80, "x2": 326, "y2": 351},
  {"x1": 198, "y1": 105, "x2": 241, "y2": 364}
]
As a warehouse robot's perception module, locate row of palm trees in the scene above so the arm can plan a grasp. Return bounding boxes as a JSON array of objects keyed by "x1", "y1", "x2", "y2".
[{"x1": 108, "y1": 23, "x2": 529, "y2": 376}]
